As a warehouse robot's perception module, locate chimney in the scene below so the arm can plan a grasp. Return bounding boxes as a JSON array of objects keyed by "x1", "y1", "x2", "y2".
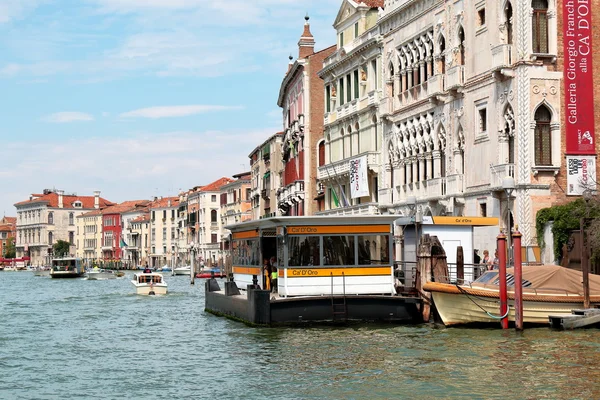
[
  {"x1": 57, "y1": 190, "x2": 64, "y2": 209},
  {"x1": 94, "y1": 191, "x2": 100, "y2": 209},
  {"x1": 287, "y1": 54, "x2": 294, "y2": 74},
  {"x1": 298, "y1": 15, "x2": 315, "y2": 59},
  {"x1": 168, "y1": 199, "x2": 172, "y2": 207}
]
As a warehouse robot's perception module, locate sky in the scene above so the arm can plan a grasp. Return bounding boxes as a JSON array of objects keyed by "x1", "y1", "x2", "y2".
[{"x1": 0, "y1": 0, "x2": 341, "y2": 215}]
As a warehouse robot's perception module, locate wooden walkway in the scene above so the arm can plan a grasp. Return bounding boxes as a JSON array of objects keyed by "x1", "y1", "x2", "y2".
[{"x1": 549, "y1": 309, "x2": 600, "y2": 330}]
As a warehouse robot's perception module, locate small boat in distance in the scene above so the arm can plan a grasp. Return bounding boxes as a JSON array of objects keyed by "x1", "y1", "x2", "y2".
[
  {"x1": 173, "y1": 265, "x2": 191, "y2": 276},
  {"x1": 87, "y1": 267, "x2": 118, "y2": 280},
  {"x1": 32, "y1": 266, "x2": 51, "y2": 277},
  {"x1": 131, "y1": 272, "x2": 167, "y2": 295},
  {"x1": 424, "y1": 265, "x2": 600, "y2": 326},
  {"x1": 50, "y1": 258, "x2": 85, "y2": 279}
]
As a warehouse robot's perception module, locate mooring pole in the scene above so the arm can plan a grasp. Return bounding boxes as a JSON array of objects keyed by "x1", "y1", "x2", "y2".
[
  {"x1": 497, "y1": 232, "x2": 508, "y2": 329},
  {"x1": 581, "y1": 218, "x2": 590, "y2": 309},
  {"x1": 512, "y1": 230, "x2": 523, "y2": 330},
  {"x1": 456, "y1": 246, "x2": 464, "y2": 283}
]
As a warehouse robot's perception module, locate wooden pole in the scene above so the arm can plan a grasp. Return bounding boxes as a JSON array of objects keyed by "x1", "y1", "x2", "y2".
[
  {"x1": 497, "y1": 233, "x2": 508, "y2": 329},
  {"x1": 456, "y1": 246, "x2": 464, "y2": 283},
  {"x1": 190, "y1": 248, "x2": 195, "y2": 285},
  {"x1": 582, "y1": 219, "x2": 590, "y2": 309},
  {"x1": 512, "y1": 231, "x2": 523, "y2": 330}
]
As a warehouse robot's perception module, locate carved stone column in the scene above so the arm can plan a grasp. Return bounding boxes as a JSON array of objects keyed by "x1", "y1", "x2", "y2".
[{"x1": 432, "y1": 150, "x2": 442, "y2": 178}]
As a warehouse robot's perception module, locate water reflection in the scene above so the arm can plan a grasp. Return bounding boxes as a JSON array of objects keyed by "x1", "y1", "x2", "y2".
[{"x1": 1, "y1": 273, "x2": 599, "y2": 400}]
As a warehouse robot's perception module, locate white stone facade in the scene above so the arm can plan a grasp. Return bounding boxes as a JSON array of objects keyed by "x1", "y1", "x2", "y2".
[
  {"x1": 319, "y1": 0, "x2": 383, "y2": 215},
  {"x1": 377, "y1": 0, "x2": 562, "y2": 250}
]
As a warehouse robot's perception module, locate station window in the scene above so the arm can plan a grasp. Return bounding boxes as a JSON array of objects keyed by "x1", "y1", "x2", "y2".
[
  {"x1": 323, "y1": 236, "x2": 355, "y2": 266},
  {"x1": 288, "y1": 236, "x2": 320, "y2": 266},
  {"x1": 357, "y1": 235, "x2": 390, "y2": 265}
]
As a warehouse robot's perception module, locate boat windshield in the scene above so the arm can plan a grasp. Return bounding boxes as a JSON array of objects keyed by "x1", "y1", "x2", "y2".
[
  {"x1": 474, "y1": 271, "x2": 498, "y2": 284},
  {"x1": 137, "y1": 275, "x2": 163, "y2": 284}
]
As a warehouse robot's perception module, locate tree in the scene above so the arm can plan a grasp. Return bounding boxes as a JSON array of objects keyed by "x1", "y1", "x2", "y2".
[
  {"x1": 4, "y1": 237, "x2": 15, "y2": 258},
  {"x1": 53, "y1": 240, "x2": 71, "y2": 258}
]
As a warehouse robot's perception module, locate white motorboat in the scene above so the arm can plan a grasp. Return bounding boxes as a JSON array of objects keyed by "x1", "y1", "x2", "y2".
[
  {"x1": 32, "y1": 266, "x2": 51, "y2": 277},
  {"x1": 87, "y1": 267, "x2": 118, "y2": 280},
  {"x1": 424, "y1": 265, "x2": 600, "y2": 326},
  {"x1": 173, "y1": 265, "x2": 191, "y2": 276},
  {"x1": 131, "y1": 272, "x2": 167, "y2": 295}
]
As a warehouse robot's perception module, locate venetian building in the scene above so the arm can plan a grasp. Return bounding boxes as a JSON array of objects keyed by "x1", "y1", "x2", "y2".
[
  {"x1": 378, "y1": 0, "x2": 562, "y2": 249},
  {"x1": 318, "y1": 0, "x2": 385, "y2": 215},
  {"x1": 277, "y1": 16, "x2": 336, "y2": 216},
  {"x1": 14, "y1": 190, "x2": 113, "y2": 265},
  {"x1": 249, "y1": 132, "x2": 284, "y2": 220}
]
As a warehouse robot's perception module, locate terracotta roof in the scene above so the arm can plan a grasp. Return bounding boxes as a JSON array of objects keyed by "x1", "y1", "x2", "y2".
[
  {"x1": 101, "y1": 200, "x2": 151, "y2": 215},
  {"x1": 199, "y1": 177, "x2": 235, "y2": 192},
  {"x1": 0, "y1": 225, "x2": 14, "y2": 232},
  {"x1": 1, "y1": 217, "x2": 16, "y2": 224},
  {"x1": 358, "y1": 0, "x2": 384, "y2": 7},
  {"x1": 131, "y1": 213, "x2": 150, "y2": 223},
  {"x1": 148, "y1": 197, "x2": 179, "y2": 209},
  {"x1": 78, "y1": 209, "x2": 104, "y2": 217},
  {"x1": 14, "y1": 192, "x2": 114, "y2": 209}
]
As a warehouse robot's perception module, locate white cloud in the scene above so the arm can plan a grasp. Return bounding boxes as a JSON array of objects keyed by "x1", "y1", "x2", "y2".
[
  {"x1": 119, "y1": 105, "x2": 243, "y2": 119},
  {"x1": 0, "y1": 0, "x2": 43, "y2": 24},
  {"x1": 43, "y1": 112, "x2": 95, "y2": 123},
  {"x1": 0, "y1": 127, "x2": 278, "y2": 213}
]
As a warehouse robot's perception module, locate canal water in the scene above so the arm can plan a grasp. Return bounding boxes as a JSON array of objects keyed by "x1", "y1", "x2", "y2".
[{"x1": 1, "y1": 272, "x2": 599, "y2": 400}]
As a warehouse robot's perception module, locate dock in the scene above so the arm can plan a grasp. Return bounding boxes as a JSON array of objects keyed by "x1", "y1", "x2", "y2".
[{"x1": 549, "y1": 308, "x2": 600, "y2": 330}]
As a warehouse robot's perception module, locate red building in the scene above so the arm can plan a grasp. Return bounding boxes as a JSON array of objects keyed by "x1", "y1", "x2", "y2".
[
  {"x1": 276, "y1": 16, "x2": 335, "y2": 216},
  {"x1": 101, "y1": 201, "x2": 149, "y2": 260},
  {"x1": 0, "y1": 217, "x2": 16, "y2": 258}
]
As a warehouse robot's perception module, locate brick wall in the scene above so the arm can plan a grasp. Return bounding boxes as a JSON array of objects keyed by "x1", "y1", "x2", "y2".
[{"x1": 305, "y1": 45, "x2": 336, "y2": 215}]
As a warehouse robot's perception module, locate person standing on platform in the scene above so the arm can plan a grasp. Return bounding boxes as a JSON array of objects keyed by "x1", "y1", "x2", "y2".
[{"x1": 263, "y1": 259, "x2": 271, "y2": 291}]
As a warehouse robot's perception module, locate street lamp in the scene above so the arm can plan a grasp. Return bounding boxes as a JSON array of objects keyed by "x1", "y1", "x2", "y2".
[{"x1": 502, "y1": 176, "x2": 516, "y2": 264}]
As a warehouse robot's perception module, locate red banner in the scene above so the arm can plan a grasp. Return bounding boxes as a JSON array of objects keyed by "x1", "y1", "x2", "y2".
[{"x1": 563, "y1": 0, "x2": 595, "y2": 154}]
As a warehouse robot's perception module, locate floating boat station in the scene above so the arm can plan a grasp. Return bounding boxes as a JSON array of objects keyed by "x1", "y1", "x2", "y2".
[{"x1": 204, "y1": 215, "x2": 600, "y2": 328}]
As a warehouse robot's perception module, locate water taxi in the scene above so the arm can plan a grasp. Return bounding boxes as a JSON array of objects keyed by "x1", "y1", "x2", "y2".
[
  {"x1": 131, "y1": 273, "x2": 167, "y2": 295},
  {"x1": 204, "y1": 216, "x2": 422, "y2": 326},
  {"x1": 32, "y1": 266, "x2": 51, "y2": 277},
  {"x1": 86, "y1": 267, "x2": 118, "y2": 280},
  {"x1": 50, "y1": 258, "x2": 85, "y2": 279},
  {"x1": 173, "y1": 265, "x2": 191, "y2": 276}
]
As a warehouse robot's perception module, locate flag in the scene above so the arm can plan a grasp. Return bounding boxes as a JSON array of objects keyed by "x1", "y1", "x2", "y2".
[
  {"x1": 119, "y1": 238, "x2": 128, "y2": 248},
  {"x1": 330, "y1": 187, "x2": 340, "y2": 207}
]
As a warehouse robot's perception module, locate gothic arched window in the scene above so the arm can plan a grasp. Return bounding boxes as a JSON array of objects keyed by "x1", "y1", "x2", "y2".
[{"x1": 534, "y1": 105, "x2": 552, "y2": 165}]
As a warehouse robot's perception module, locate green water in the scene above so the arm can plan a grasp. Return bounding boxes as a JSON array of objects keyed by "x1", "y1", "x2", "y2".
[{"x1": 1, "y1": 272, "x2": 599, "y2": 399}]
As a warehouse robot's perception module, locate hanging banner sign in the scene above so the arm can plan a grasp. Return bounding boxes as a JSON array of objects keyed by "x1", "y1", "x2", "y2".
[
  {"x1": 349, "y1": 156, "x2": 369, "y2": 199},
  {"x1": 567, "y1": 155, "x2": 596, "y2": 195},
  {"x1": 563, "y1": 0, "x2": 595, "y2": 154}
]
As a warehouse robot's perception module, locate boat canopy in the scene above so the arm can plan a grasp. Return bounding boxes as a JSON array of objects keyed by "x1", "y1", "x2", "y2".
[{"x1": 475, "y1": 265, "x2": 600, "y2": 294}]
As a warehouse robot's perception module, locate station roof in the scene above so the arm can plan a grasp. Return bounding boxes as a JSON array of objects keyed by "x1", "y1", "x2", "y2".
[{"x1": 226, "y1": 215, "x2": 400, "y2": 232}]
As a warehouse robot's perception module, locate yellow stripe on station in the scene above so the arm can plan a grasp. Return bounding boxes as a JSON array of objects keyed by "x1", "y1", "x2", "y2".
[
  {"x1": 232, "y1": 230, "x2": 259, "y2": 239},
  {"x1": 287, "y1": 225, "x2": 390, "y2": 235},
  {"x1": 431, "y1": 217, "x2": 499, "y2": 226},
  {"x1": 285, "y1": 267, "x2": 392, "y2": 278},
  {"x1": 232, "y1": 266, "x2": 262, "y2": 275}
]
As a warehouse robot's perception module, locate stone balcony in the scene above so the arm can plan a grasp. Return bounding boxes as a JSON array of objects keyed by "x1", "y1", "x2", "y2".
[
  {"x1": 318, "y1": 151, "x2": 380, "y2": 181},
  {"x1": 490, "y1": 163, "x2": 515, "y2": 189},
  {"x1": 446, "y1": 65, "x2": 465, "y2": 90},
  {"x1": 491, "y1": 44, "x2": 514, "y2": 71},
  {"x1": 277, "y1": 180, "x2": 305, "y2": 208},
  {"x1": 397, "y1": 174, "x2": 465, "y2": 202},
  {"x1": 317, "y1": 203, "x2": 379, "y2": 216}
]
